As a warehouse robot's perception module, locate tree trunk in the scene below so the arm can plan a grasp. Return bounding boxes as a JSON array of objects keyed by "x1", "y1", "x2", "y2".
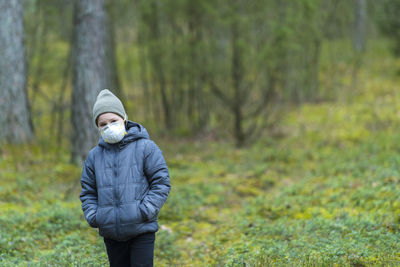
[
  {"x1": 0, "y1": 0, "x2": 34, "y2": 143},
  {"x1": 187, "y1": 0, "x2": 207, "y2": 132},
  {"x1": 104, "y1": 3, "x2": 124, "y2": 102},
  {"x1": 71, "y1": 0, "x2": 108, "y2": 164},
  {"x1": 353, "y1": 0, "x2": 367, "y2": 53},
  {"x1": 149, "y1": 1, "x2": 171, "y2": 130},
  {"x1": 231, "y1": 20, "x2": 245, "y2": 147},
  {"x1": 351, "y1": 0, "x2": 367, "y2": 98},
  {"x1": 137, "y1": 35, "x2": 151, "y2": 122}
]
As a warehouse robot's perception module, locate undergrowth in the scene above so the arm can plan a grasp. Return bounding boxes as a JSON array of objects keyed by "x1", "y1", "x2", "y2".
[{"x1": 1, "y1": 41, "x2": 400, "y2": 266}]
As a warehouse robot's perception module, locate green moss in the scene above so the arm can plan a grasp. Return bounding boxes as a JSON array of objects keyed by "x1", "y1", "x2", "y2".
[{"x1": 2, "y1": 39, "x2": 400, "y2": 266}]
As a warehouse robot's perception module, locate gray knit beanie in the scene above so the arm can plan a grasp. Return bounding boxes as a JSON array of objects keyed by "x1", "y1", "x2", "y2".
[{"x1": 93, "y1": 89, "x2": 127, "y2": 127}]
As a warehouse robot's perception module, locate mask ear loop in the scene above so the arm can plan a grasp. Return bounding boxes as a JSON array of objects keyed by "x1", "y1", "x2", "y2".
[{"x1": 123, "y1": 115, "x2": 128, "y2": 132}]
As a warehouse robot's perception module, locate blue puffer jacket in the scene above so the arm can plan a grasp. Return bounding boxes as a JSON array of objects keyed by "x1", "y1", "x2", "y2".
[{"x1": 79, "y1": 121, "x2": 171, "y2": 241}]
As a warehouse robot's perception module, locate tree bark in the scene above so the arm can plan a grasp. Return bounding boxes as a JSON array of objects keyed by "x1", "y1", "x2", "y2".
[
  {"x1": 104, "y1": 2, "x2": 124, "y2": 102},
  {"x1": 353, "y1": 0, "x2": 367, "y2": 53},
  {"x1": 71, "y1": 0, "x2": 108, "y2": 164},
  {"x1": 0, "y1": 0, "x2": 34, "y2": 143},
  {"x1": 231, "y1": 20, "x2": 245, "y2": 147},
  {"x1": 351, "y1": 0, "x2": 367, "y2": 98},
  {"x1": 149, "y1": 1, "x2": 171, "y2": 130}
]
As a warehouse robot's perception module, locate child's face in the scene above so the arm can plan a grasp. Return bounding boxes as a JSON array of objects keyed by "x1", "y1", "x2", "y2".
[{"x1": 97, "y1": 112, "x2": 124, "y2": 130}]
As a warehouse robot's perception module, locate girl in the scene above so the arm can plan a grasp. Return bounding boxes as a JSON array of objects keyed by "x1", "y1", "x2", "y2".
[{"x1": 79, "y1": 89, "x2": 171, "y2": 267}]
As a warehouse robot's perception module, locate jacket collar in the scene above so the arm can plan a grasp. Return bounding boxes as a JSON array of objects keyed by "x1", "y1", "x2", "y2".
[{"x1": 98, "y1": 120, "x2": 150, "y2": 150}]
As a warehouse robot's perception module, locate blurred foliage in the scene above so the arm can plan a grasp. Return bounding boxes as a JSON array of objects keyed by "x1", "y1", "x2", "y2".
[
  {"x1": 21, "y1": 0, "x2": 394, "y2": 146},
  {"x1": 376, "y1": 0, "x2": 400, "y2": 56},
  {"x1": 1, "y1": 40, "x2": 400, "y2": 265}
]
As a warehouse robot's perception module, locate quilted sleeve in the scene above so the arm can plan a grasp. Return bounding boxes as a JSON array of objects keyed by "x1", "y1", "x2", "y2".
[
  {"x1": 79, "y1": 151, "x2": 98, "y2": 228},
  {"x1": 139, "y1": 140, "x2": 171, "y2": 221}
]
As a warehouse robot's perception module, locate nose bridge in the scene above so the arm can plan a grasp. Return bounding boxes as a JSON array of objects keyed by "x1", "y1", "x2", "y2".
[
  {"x1": 105, "y1": 120, "x2": 120, "y2": 129},
  {"x1": 100, "y1": 122, "x2": 112, "y2": 131}
]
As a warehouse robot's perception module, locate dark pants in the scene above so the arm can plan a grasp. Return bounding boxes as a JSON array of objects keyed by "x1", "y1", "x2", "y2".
[{"x1": 104, "y1": 232, "x2": 155, "y2": 267}]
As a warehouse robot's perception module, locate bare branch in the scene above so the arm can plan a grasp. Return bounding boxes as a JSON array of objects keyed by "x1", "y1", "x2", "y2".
[{"x1": 209, "y1": 80, "x2": 233, "y2": 109}]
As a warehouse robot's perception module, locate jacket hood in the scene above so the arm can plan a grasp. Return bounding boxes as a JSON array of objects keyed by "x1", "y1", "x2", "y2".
[{"x1": 98, "y1": 120, "x2": 150, "y2": 149}]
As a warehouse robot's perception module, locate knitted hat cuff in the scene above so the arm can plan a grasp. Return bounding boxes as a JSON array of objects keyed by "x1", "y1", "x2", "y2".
[
  {"x1": 93, "y1": 89, "x2": 127, "y2": 127},
  {"x1": 94, "y1": 107, "x2": 126, "y2": 125}
]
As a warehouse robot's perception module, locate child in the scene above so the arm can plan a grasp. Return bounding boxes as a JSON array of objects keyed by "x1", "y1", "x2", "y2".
[{"x1": 79, "y1": 89, "x2": 171, "y2": 267}]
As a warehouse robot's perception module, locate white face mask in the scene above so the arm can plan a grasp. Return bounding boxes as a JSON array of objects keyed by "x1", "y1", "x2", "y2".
[{"x1": 100, "y1": 121, "x2": 127, "y2": 144}]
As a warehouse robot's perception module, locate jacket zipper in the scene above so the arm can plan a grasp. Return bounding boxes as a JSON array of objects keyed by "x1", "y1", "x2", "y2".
[{"x1": 114, "y1": 147, "x2": 120, "y2": 239}]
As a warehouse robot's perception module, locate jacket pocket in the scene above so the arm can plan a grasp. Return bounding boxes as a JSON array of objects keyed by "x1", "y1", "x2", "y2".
[
  {"x1": 119, "y1": 202, "x2": 144, "y2": 224},
  {"x1": 138, "y1": 199, "x2": 148, "y2": 222},
  {"x1": 96, "y1": 207, "x2": 115, "y2": 227}
]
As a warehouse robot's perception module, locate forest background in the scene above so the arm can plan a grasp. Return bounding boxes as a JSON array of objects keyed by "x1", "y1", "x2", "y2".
[{"x1": 1, "y1": 0, "x2": 400, "y2": 266}]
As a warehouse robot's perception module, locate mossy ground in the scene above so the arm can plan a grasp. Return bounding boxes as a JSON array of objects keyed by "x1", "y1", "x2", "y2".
[{"x1": 1, "y1": 41, "x2": 400, "y2": 266}]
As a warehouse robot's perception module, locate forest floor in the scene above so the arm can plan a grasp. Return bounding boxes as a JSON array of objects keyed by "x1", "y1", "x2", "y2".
[{"x1": 1, "y1": 45, "x2": 400, "y2": 266}]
